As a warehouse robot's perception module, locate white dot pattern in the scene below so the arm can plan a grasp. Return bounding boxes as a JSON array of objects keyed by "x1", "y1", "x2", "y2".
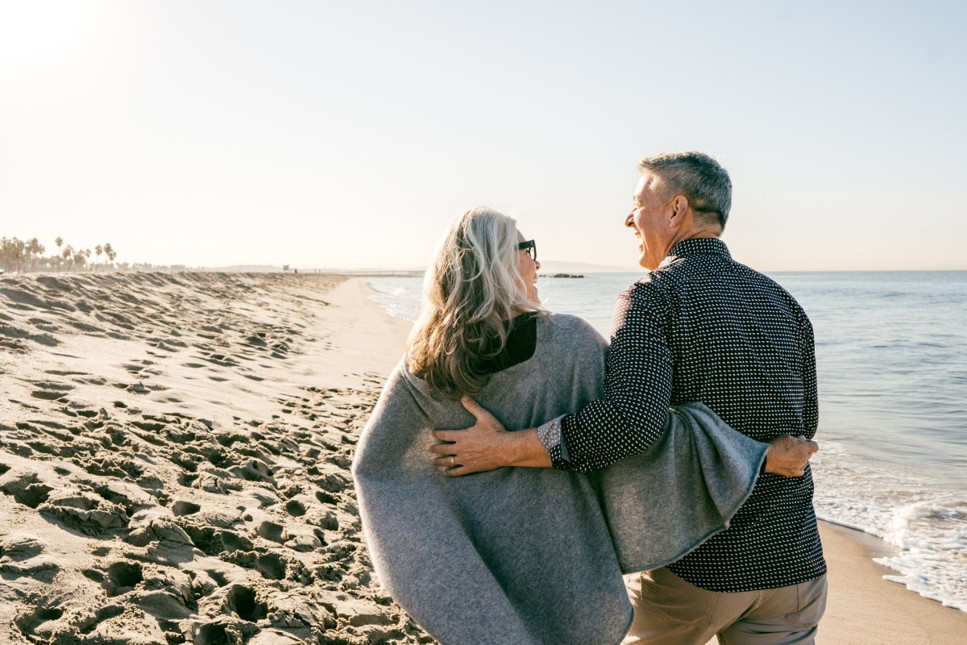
[{"x1": 552, "y1": 238, "x2": 825, "y2": 592}]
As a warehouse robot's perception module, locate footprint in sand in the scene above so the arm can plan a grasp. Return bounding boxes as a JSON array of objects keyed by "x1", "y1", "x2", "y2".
[
  {"x1": 29, "y1": 381, "x2": 73, "y2": 401},
  {"x1": 1, "y1": 473, "x2": 53, "y2": 509},
  {"x1": 102, "y1": 560, "x2": 144, "y2": 597},
  {"x1": 225, "y1": 584, "x2": 268, "y2": 622},
  {"x1": 38, "y1": 490, "x2": 130, "y2": 536},
  {"x1": 171, "y1": 500, "x2": 201, "y2": 516},
  {"x1": 12, "y1": 606, "x2": 66, "y2": 641}
]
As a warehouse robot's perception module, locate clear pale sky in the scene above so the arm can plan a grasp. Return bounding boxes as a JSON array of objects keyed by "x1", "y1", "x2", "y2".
[{"x1": 2, "y1": 1, "x2": 965, "y2": 271}]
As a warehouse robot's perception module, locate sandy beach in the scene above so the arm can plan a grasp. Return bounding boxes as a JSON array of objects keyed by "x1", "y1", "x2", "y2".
[{"x1": 2, "y1": 273, "x2": 966, "y2": 644}]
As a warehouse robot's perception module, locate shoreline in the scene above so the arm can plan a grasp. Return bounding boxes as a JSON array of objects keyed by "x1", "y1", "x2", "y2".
[{"x1": 815, "y1": 520, "x2": 967, "y2": 644}]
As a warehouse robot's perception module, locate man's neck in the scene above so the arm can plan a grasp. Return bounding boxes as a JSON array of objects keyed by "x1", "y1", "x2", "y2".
[
  {"x1": 684, "y1": 231, "x2": 721, "y2": 241},
  {"x1": 646, "y1": 220, "x2": 723, "y2": 270},
  {"x1": 670, "y1": 228, "x2": 721, "y2": 250}
]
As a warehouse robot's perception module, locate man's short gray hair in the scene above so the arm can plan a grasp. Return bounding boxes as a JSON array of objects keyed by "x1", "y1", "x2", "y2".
[{"x1": 638, "y1": 151, "x2": 732, "y2": 228}]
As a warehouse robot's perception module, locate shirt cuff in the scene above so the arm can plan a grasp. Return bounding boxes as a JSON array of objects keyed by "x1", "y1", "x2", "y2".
[
  {"x1": 537, "y1": 415, "x2": 564, "y2": 451},
  {"x1": 537, "y1": 415, "x2": 569, "y2": 462}
]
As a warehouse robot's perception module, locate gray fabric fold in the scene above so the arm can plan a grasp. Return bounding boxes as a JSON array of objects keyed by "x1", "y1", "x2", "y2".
[
  {"x1": 592, "y1": 402, "x2": 768, "y2": 574},
  {"x1": 352, "y1": 314, "x2": 767, "y2": 645}
]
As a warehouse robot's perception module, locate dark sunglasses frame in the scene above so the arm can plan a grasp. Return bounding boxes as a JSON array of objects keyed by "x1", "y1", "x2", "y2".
[{"x1": 518, "y1": 239, "x2": 537, "y2": 262}]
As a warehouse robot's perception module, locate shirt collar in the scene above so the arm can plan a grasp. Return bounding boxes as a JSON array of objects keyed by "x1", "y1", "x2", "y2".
[{"x1": 662, "y1": 237, "x2": 731, "y2": 267}]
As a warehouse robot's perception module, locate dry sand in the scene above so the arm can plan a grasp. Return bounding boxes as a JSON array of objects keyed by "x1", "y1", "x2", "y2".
[
  {"x1": 2, "y1": 272, "x2": 965, "y2": 644},
  {"x1": 1, "y1": 272, "x2": 423, "y2": 644}
]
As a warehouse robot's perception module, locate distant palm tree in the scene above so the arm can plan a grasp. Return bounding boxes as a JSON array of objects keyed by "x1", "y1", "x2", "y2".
[
  {"x1": 62, "y1": 245, "x2": 74, "y2": 270},
  {"x1": 26, "y1": 238, "x2": 44, "y2": 271},
  {"x1": 1, "y1": 237, "x2": 26, "y2": 272}
]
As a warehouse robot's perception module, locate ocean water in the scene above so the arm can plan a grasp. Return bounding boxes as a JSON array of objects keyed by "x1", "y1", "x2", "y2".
[{"x1": 368, "y1": 271, "x2": 967, "y2": 612}]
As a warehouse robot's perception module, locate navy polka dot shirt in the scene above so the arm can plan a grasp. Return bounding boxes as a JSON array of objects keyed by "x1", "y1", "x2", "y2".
[{"x1": 551, "y1": 238, "x2": 826, "y2": 592}]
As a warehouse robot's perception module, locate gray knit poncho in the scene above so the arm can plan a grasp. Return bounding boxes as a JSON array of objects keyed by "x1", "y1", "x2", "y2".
[{"x1": 352, "y1": 313, "x2": 767, "y2": 645}]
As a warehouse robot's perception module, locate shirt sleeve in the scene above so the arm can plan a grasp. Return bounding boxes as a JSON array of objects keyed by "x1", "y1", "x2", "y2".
[
  {"x1": 552, "y1": 284, "x2": 674, "y2": 472},
  {"x1": 799, "y1": 312, "x2": 819, "y2": 438}
]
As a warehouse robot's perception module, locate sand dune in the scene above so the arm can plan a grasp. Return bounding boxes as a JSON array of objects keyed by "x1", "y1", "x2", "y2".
[{"x1": 1, "y1": 272, "x2": 425, "y2": 645}]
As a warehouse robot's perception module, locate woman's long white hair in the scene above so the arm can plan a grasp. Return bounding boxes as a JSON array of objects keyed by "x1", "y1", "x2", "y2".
[{"x1": 406, "y1": 207, "x2": 541, "y2": 399}]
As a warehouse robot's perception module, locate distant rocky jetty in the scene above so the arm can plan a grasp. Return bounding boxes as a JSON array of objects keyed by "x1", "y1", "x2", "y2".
[{"x1": 542, "y1": 273, "x2": 585, "y2": 279}]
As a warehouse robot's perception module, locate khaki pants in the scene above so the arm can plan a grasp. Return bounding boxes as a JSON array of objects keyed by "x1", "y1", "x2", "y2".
[{"x1": 622, "y1": 567, "x2": 827, "y2": 645}]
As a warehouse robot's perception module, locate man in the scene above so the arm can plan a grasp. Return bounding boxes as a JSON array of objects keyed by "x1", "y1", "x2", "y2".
[{"x1": 433, "y1": 151, "x2": 825, "y2": 644}]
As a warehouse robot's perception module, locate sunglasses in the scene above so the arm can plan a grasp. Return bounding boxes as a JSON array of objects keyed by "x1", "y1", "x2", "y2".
[{"x1": 518, "y1": 239, "x2": 537, "y2": 262}]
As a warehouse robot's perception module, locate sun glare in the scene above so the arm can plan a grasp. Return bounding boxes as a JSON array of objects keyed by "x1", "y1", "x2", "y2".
[{"x1": 0, "y1": 2, "x2": 94, "y2": 66}]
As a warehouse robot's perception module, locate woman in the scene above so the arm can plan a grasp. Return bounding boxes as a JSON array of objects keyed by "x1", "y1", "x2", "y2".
[{"x1": 351, "y1": 208, "x2": 768, "y2": 644}]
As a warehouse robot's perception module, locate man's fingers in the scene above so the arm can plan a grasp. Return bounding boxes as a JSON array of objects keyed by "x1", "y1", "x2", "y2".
[
  {"x1": 460, "y1": 396, "x2": 486, "y2": 418},
  {"x1": 461, "y1": 396, "x2": 502, "y2": 427},
  {"x1": 795, "y1": 435, "x2": 818, "y2": 451},
  {"x1": 764, "y1": 434, "x2": 819, "y2": 477},
  {"x1": 429, "y1": 439, "x2": 455, "y2": 453},
  {"x1": 793, "y1": 439, "x2": 818, "y2": 459},
  {"x1": 431, "y1": 399, "x2": 502, "y2": 445},
  {"x1": 431, "y1": 430, "x2": 458, "y2": 444}
]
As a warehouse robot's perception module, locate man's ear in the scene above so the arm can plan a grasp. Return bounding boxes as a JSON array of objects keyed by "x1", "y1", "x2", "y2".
[{"x1": 669, "y1": 195, "x2": 688, "y2": 225}]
